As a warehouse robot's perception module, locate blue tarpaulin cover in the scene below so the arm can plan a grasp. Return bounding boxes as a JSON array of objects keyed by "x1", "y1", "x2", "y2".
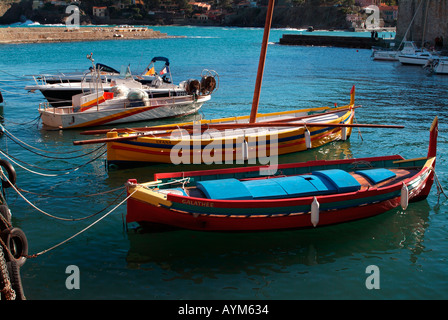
[{"x1": 355, "y1": 168, "x2": 396, "y2": 184}]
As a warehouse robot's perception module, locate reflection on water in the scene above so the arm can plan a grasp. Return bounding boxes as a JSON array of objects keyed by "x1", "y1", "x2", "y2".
[{"x1": 126, "y1": 201, "x2": 430, "y2": 283}]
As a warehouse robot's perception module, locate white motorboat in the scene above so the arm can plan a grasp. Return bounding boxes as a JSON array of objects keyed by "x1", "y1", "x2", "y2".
[
  {"x1": 26, "y1": 55, "x2": 217, "y2": 107},
  {"x1": 26, "y1": 76, "x2": 191, "y2": 107},
  {"x1": 398, "y1": 41, "x2": 438, "y2": 65},
  {"x1": 37, "y1": 54, "x2": 217, "y2": 129},
  {"x1": 38, "y1": 90, "x2": 211, "y2": 129},
  {"x1": 31, "y1": 56, "x2": 169, "y2": 85}
]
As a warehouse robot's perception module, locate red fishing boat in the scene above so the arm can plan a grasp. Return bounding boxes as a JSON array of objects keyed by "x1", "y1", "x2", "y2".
[{"x1": 125, "y1": 117, "x2": 438, "y2": 232}]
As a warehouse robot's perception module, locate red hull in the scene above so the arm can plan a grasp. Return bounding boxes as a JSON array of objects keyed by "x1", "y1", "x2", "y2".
[{"x1": 126, "y1": 167, "x2": 432, "y2": 232}]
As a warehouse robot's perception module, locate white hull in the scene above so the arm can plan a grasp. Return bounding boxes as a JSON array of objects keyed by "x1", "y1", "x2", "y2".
[
  {"x1": 39, "y1": 95, "x2": 210, "y2": 129},
  {"x1": 398, "y1": 55, "x2": 432, "y2": 65},
  {"x1": 396, "y1": 41, "x2": 439, "y2": 66},
  {"x1": 372, "y1": 50, "x2": 399, "y2": 61},
  {"x1": 433, "y1": 59, "x2": 448, "y2": 74}
]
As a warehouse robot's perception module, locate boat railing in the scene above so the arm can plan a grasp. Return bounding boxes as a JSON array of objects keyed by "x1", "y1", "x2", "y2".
[{"x1": 39, "y1": 102, "x2": 74, "y2": 114}]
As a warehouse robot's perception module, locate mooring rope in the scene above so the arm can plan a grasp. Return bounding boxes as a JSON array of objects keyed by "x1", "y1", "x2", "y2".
[
  {"x1": 1, "y1": 124, "x2": 106, "y2": 157},
  {"x1": 0, "y1": 171, "x2": 125, "y2": 221},
  {"x1": 434, "y1": 171, "x2": 448, "y2": 203},
  {"x1": 353, "y1": 114, "x2": 363, "y2": 141},
  {"x1": 0, "y1": 70, "x2": 30, "y2": 80},
  {"x1": 0, "y1": 115, "x2": 41, "y2": 126},
  {"x1": 0, "y1": 86, "x2": 35, "y2": 97},
  {"x1": 17, "y1": 185, "x2": 125, "y2": 198},
  {"x1": 27, "y1": 187, "x2": 139, "y2": 258},
  {"x1": 0, "y1": 147, "x2": 106, "y2": 177}
]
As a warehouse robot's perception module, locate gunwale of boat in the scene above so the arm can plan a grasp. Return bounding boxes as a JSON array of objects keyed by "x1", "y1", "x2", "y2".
[
  {"x1": 121, "y1": 106, "x2": 353, "y2": 142},
  {"x1": 151, "y1": 167, "x2": 421, "y2": 201}
]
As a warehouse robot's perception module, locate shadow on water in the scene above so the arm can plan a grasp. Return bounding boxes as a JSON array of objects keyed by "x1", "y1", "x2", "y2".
[{"x1": 125, "y1": 201, "x2": 431, "y2": 281}]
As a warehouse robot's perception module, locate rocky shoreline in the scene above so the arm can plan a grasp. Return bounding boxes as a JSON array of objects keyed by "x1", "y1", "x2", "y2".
[{"x1": 0, "y1": 26, "x2": 180, "y2": 44}]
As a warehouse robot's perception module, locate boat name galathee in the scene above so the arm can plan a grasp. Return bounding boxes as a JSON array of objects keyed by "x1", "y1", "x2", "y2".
[
  {"x1": 181, "y1": 199, "x2": 214, "y2": 207},
  {"x1": 178, "y1": 304, "x2": 269, "y2": 317}
]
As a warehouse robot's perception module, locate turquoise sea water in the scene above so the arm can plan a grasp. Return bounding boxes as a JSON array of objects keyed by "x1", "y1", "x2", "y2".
[{"x1": 0, "y1": 26, "x2": 447, "y2": 301}]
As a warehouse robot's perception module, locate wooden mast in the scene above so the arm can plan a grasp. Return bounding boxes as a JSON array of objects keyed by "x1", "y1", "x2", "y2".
[{"x1": 249, "y1": 0, "x2": 275, "y2": 124}]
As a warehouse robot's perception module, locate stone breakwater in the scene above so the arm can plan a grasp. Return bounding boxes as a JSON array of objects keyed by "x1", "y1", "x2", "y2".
[{"x1": 0, "y1": 27, "x2": 179, "y2": 44}]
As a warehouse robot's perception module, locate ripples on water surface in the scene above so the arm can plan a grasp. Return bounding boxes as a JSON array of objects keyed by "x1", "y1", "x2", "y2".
[{"x1": 0, "y1": 27, "x2": 447, "y2": 300}]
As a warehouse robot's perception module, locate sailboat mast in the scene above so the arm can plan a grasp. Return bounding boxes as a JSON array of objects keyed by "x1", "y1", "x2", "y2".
[{"x1": 249, "y1": 0, "x2": 275, "y2": 124}]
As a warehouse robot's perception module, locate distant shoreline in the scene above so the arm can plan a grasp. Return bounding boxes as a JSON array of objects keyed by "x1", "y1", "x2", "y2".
[{"x1": 0, "y1": 26, "x2": 182, "y2": 44}]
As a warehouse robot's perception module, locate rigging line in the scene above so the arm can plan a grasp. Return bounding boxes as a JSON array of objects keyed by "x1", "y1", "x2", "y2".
[
  {"x1": 28, "y1": 187, "x2": 139, "y2": 258},
  {"x1": 1, "y1": 123, "x2": 106, "y2": 155},
  {"x1": 1, "y1": 169, "x2": 127, "y2": 222},
  {"x1": 17, "y1": 185, "x2": 125, "y2": 198},
  {"x1": 0, "y1": 148, "x2": 106, "y2": 174},
  {"x1": 401, "y1": 0, "x2": 425, "y2": 44}
]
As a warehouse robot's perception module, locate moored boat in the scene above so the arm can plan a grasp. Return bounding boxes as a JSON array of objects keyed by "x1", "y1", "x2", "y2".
[
  {"x1": 39, "y1": 90, "x2": 211, "y2": 129},
  {"x1": 26, "y1": 76, "x2": 192, "y2": 108},
  {"x1": 371, "y1": 46, "x2": 399, "y2": 61},
  {"x1": 26, "y1": 56, "x2": 205, "y2": 107},
  {"x1": 74, "y1": 86, "x2": 360, "y2": 166},
  {"x1": 398, "y1": 41, "x2": 438, "y2": 66},
  {"x1": 38, "y1": 54, "x2": 216, "y2": 129},
  {"x1": 424, "y1": 57, "x2": 448, "y2": 75},
  {"x1": 29, "y1": 56, "x2": 170, "y2": 85},
  {"x1": 124, "y1": 117, "x2": 438, "y2": 232}
]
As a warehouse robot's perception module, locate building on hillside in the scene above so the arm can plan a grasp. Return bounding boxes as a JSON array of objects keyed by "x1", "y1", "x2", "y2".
[
  {"x1": 189, "y1": 2, "x2": 212, "y2": 12},
  {"x1": 379, "y1": 4, "x2": 398, "y2": 24},
  {"x1": 193, "y1": 13, "x2": 208, "y2": 21},
  {"x1": 93, "y1": 6, "x2": 107, "y2": 18}
]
